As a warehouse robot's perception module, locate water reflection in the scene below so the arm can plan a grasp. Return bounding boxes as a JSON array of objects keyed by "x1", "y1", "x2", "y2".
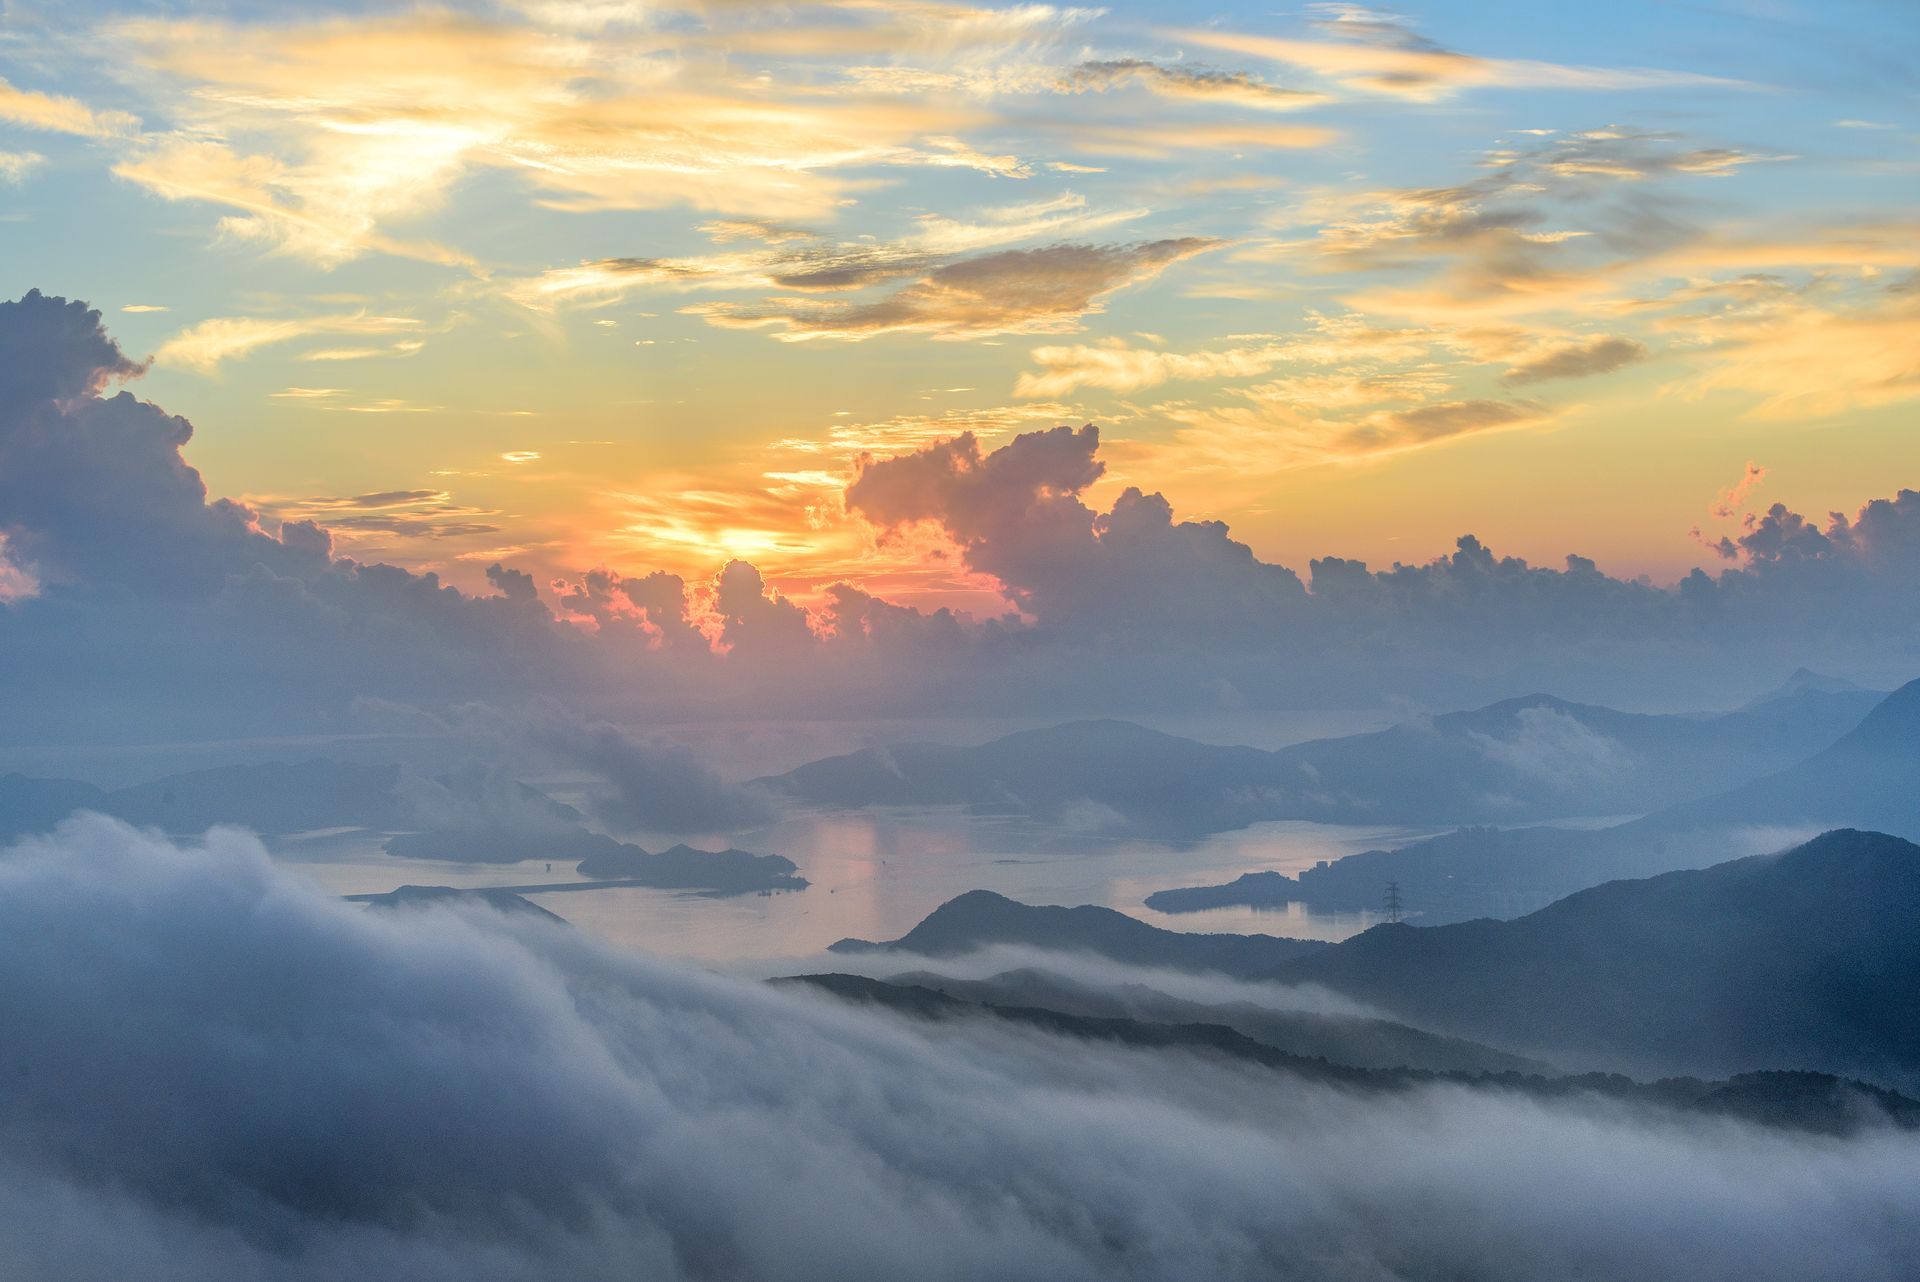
[{"x1": 277, "y1": 808, "x2": 1435, "y2": 965}]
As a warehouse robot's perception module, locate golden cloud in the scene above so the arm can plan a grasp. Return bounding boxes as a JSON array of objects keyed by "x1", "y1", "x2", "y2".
[{"x1": 688, "y1": 237, "x2": 1222, "y2": 341}]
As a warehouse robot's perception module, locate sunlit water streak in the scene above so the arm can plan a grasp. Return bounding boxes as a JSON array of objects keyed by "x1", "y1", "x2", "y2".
[{"x1": 278, "y1": 808, "x2": 1435, "y2": 964}]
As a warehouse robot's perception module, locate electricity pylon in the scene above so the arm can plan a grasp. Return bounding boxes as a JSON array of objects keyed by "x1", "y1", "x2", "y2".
[{"x1": 1383, "y1": 881, "x2": 1404, "y2": 924}]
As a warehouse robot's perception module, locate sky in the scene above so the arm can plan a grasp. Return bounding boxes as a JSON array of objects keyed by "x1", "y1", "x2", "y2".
[{"x1": 0, "y1": 0, "x2": 1914, "y2": 617}]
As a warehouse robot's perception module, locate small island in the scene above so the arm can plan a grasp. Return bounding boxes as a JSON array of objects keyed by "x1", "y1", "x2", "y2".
[
  {"x1": 384, "y1": 829, "x2": 808, "y2": 897},
  {"x1": 1144, "y1": 869, "x2": 1303, "y2": 914}
]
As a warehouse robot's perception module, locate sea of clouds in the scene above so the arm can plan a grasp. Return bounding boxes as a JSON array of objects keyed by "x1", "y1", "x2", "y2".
[{"x1": 0, "y1": 815, "x2": 1914, "y2": 1281}]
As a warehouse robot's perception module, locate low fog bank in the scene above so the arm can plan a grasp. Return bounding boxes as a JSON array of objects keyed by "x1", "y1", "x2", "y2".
[
  {"x1": 783, "y1": 942, "x2": 1385, "y2": 1017},
  {"x1": 0, "y1": 816, "x2": 1914, "y2": 1282}
]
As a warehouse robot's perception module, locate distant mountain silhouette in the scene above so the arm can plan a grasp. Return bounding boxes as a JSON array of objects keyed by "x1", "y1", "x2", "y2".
[
  {"x1": 764, "y1": 720, "x2": 1275, "y2": 832},
  {"x1": 101, "y1": 760, "x2": 414, "y2": 834},
  {"x1": 0, "y1": 759, "x2": 581, "y2": 841},
  {"x1": 1147, "y1": 677, "x2": 1920, "y2": 923},
  {"x1": 887, "y1": 966, "x2": 1551, "y2": 1075},
  {"x1": 776, "y1": 973, "x2": 1920, "y2": 1135},
  {"x1": 0, "y1": 773, "x2": 106, "y2": 840},
  {"x1": 0, "y1": 760, "x2": 412, "y2": 841},
  {"x1": 1624, "y1": 675, "x2": 1920, "y2": 841},
  {"x1": 0, "y1": 757, "x2": 611, "y2": 844},
  {"x1": 758, "y1": 687, "x2": 1881, "y2": 835},
  {"x1": 830, "y1": 889, "x2": 1323, "y2": 976},
  {"x1": 1262, "y1": 830, "x2": 1920, "y2": 1088},
  {"x1": 1742, "y1": 666, "x2": 1870, "y2": 707}
]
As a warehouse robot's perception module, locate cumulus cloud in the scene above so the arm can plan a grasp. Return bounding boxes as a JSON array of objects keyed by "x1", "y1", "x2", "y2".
[
  {"x1": 0, "y1": 290, "x2": 575, "y2": 739},
  {"x1": 844, "y1": 422, "x2": 1920, "y2": 706},
  {"x1": 848, "y1": 425, "x2": 1308, "y2": 636},
  {"x1": 486, "y1": 562, "x2": 540, "y2": 604},
  {"x1": 0, "y1": 289, "x2": 146, "y2": 408},
  {"x1": 0, "y1": 816, "x2": 1913, "y2": 1281},
  {"x1": 6, "y1": 288, "x2": 1920, "y2": 733}
]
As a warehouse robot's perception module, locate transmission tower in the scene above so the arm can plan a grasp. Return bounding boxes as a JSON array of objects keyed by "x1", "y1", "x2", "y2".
[{"x1": 1383, "y1": 881, "x2": 1404, "y2": 924}]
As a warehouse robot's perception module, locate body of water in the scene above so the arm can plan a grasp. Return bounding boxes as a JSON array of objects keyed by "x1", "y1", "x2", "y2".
[{"x1": 277, "y1": 808, "x2": 1432, "y2": 966}]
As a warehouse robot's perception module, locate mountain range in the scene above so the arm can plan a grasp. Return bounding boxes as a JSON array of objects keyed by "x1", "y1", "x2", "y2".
[
  {"x1": 882, "y1": 966, "x2": 1550, "y2": 1074},
  {"x1": 776, "y1": 972, "x2": 1919, "y2": 1136},
  {"x1": 1262, "y1": 829, "x2": 1920, "y2": 1087},
  {"x1": 757, "y1": 680, "x2": 1884, "y2": 835},
  {"x1": 831, "y1": 829, "x2": 1920, "y2": 1090},
  {"x1": 1148, "y1": 677, "x2": 1920, "y2": 924},
  {"x1": 0, "y1": 759, "x2": 415, "y2": 841},
  {"x1": 829, "y1": 888, "x2": 1325, "y2": 976}
]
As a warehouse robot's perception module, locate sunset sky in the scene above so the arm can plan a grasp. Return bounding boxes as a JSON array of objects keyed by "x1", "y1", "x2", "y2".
[{"x1": 2, "y1": 0, "x2": 1914, "y2": 614}]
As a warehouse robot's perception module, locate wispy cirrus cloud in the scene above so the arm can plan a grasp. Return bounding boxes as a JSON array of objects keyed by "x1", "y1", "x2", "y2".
[
  {"x1": 1131, "y1": 390, "x2": 1553, "y2": 485},
  {"x1": 690, "y1": 238, "x2": 1222, "y2": 341},
  {"x1": 1662, "y1": 276, "x2": 1920, "y2": 420},
  {"x1": 503, "y1": 192, "x2": 1151, "y2": 312},
  {"x1": 0, "y1": 151, "x2": 42, "y2": 183},
  {"x1": 248, "y1": 485, "x2": 500, "y2": 545},
  {"x1": 0, "y1": 75, "x2": 138, "y2": 138},
  {"x1": 1167, "y1": 4, "x2": 1757, "y2": 102},
  {"x1": 1502, "y1": 335, "x2": 1648, "y2": 385},
  {"x1": 153, "y1": 313, "x2": 424, "y2": 373},
  {"x1": 98, "y1": 7, "x2": 1073, "y2": 267},
  {"x1": 1015, "y1": 311, "x2": 1504, "y2": 397},
  {"x1": 1061, "y1": 58, "x2": 1330, "y2": 111}
]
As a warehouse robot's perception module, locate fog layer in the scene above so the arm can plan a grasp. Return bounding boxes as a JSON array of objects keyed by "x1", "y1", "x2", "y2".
[{"x1": 0, "y1": 816, "x2": 1913, "y2": 1281}]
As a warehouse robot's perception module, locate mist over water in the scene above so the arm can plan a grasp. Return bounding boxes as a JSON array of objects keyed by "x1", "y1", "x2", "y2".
[
  {"x1": 2, "y1": 816, "x2": 1915, "y2": 1282},
  {"x1": 278, "y1": 806, "x2": 1425, "y2": 962}
]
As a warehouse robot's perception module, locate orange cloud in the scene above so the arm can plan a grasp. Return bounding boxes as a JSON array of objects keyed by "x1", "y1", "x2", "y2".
[
  {"x1": 690, "y1": 238, "x2": 1221, "y2": 341},
  {"x1": 0, "y1": 76, "x2": 138, "y2": 138}
]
